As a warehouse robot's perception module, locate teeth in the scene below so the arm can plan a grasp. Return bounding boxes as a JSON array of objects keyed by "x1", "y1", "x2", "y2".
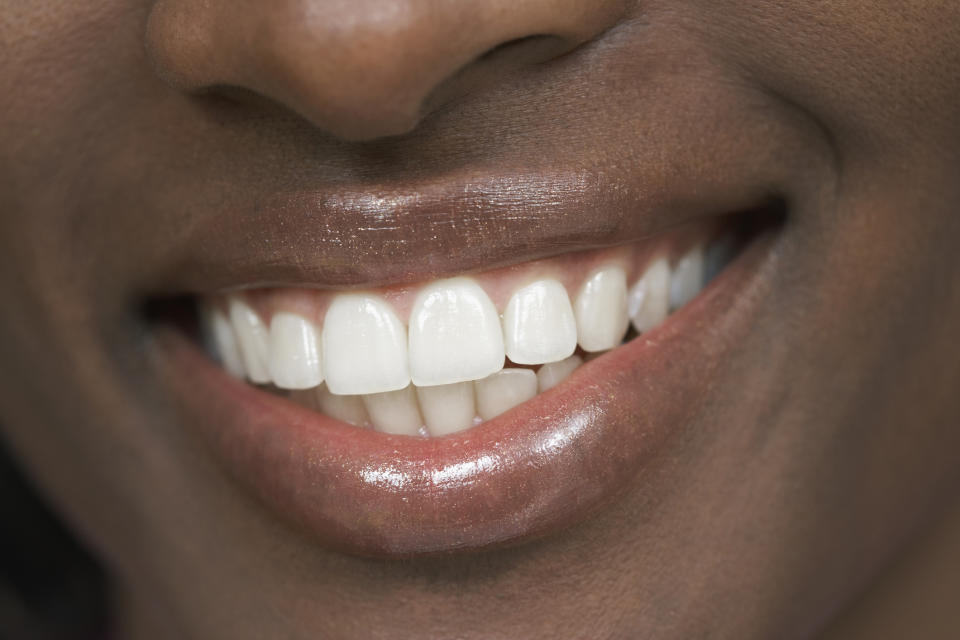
[
  {"x1": 536, "y1": 355, "x2": 583, "y2": 392},
  {"x1": 475, "y1": 368, "x2": 538, "y2": 421},
  {"x1": 228, "y1": 298, "x2": 271, "y2": 384},
  {"x1": 205, "y1": 307, "x2": 246, "y2": 378},
  {"x1": 628, "y1": 257, "x2": 670, "y2": 333},
  {"x1": 416, "y1": 382, "x2": 476, "y2": 436},
  {"x1": 574, "y1": 266, "x2": 629, "y2": 352},
  {"x1": 503, "y1": 278, "x2": 578, "y2": 365},
  {"x1": 214, "y1": 232, "x2": 736, "y2": 436},
  {"x1": 267, "y1": 312, "x2": 323, "y2": 390},
  {"x1": 315, "y1": 385, "x2": 369, "y2": 427},
  {"x1": 669, "y1": 246, "x2": 705, "y2": 310},
  {"x1": 362, "y1": 385, "x2": 423, "y2": 435},
  {"x1": 408, "y1": 277, "x2": 505, "y2": 387},
  {"x1": 322, "y1": 294, "x2": 410, "y2": 395}
]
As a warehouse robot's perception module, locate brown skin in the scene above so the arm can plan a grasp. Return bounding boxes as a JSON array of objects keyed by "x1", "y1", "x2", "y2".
[{"x1": 1, "y1": 1, "x2": 959, "y2": 638}]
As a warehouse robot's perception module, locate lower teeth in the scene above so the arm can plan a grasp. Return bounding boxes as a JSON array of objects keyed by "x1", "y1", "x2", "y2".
[{"x1": 278, "y1": 356, "x2": 580, "y2": 437}]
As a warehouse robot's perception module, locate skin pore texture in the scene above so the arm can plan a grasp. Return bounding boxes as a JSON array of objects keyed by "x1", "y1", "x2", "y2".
[{"x1": 1, "y1": 1, "x2": 959, "y2": 638}]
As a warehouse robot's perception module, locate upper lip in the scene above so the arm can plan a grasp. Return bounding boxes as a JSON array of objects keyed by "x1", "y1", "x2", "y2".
[
  {"x1": 137, "y1": 96, "x2": 810, "y2": 297},
  {"x1": 147, "y1": 166, "x2": 781, "y2": 293}
]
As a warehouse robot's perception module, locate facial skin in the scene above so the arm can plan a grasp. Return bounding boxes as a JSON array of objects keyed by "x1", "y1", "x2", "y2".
[{"x1": 1, "y1": 1, "x2": 959, "y2": 638}]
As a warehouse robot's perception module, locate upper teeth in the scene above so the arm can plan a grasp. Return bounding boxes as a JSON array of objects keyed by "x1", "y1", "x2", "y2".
[
  {"x1": 322, "y1": 293, "x2": 409, "y2": 394},
  {"x1": 503, "y1": 278, "x2": 578, "y2": 365},
  {"x1": 628, "y1": 256, "x2": 670, "y2": 333},
  {"x1": 668, "y1": 245, "x2": 705, "y2": 311},
  {"x1": 408, "y1": 277, "x2": 506, "y2": 387},
  {"x1": 574, "y1": 266, "x2": 630, "y2": 352},
  {"x1": 227, "y1": 297, "x2": 271, "y2": 384},
  {"x1": 268, "y1": 312, "x2": 323, "y2": 390},
  {"x1": 203, "y1": 244, "x2": 712, "y2": 434}
]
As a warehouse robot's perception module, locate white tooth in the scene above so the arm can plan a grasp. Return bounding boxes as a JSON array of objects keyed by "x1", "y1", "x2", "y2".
[
  {"x1": 669, "y1": 246, "x2": 705, "y2": 310},
  {"x1": 206, "y1": 307, "x2": 246, "y2": 378},
  {"x1": 362, "y1": 385, "x2": 423, "y2": 436},
  {"x1": 536, "y1": 355, "x2": 583, "y2": 392},
  {"x1": 628, "y1": 257, "x2": 670, "y2": 333},
  {"x1": 416, "y1": 382, "x2": 476, "y2": 436},
  {"x1": 268, "y1": 312, "x2": 323, "y2": 390},
  {"x1": 315, "y1": 384, "x2": 369, "y2": 427},
  {"x1": 322, "y1": 294, "x2": 410, "y2": 395},
  {"x1": 474, "y1": 368, "x2": 538, "y2": 421},
  {"x1": 574, "y1": 266, "x2": 629, "y2": 352},
  {"x1": 503, "y1": 279, "x2": 577, "y2": 365},
  {"x1": 408, "y1": 277, "x2": 505, "y2": 386},
  {"x1": 228, "y1": 297, "x2": 271, "y2": 384}
]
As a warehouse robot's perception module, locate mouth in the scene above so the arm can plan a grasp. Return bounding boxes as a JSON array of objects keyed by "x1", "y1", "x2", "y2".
[
  {"x1": 205, "y1": 215, "x2": 745, "y2": 433},
  {"x1": 148, "y1": 198, "x2": 784, "y2": 556}
]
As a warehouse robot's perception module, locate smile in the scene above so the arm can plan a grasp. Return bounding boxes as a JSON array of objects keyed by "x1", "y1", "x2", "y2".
[
  {"x1": 204, "y1": 221, "x2": 738, "y2": 437},
  {"x1": 154, "y1": 191, "x2": 782, "y2": 556}
]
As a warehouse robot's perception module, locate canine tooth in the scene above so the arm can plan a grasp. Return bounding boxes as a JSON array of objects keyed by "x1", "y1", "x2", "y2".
[
  {"x1": 228, "y1": 297, "x2": 271, "y2": 384},
  {"x1": 362, "y1": 386, "x2": 423, "y2": 436},
  {"x1": 268, "y1": 312, "x2": 323, "y2": 389},
  {"x1": 574, "y1": 266, "x2": 629, "y2": 352},
  {"x1": 408, "y1": 277, "x2": 505, "y2": 386},
  {"x1": 669, "y1": 246, "x2": 705, "y2": 310},
  {"x1": 206, "y1": 307, "x2": 246, "y2": 378},
  {"x1": 316, "y1": 385, "x2": 369, "y2": 427},
  {"x1": 503, "y1": 279, "x2": 577, "y2": 365},
  {"x1": 536, "y1": 355, "x2": 583, "y2": 392},
  {"x1": 475, "y1": 368, "x2": 538, "y2": 421},
  {"x1": 416, "y1": 382, "x2": 476, "y2": 436},
  {"x1": 628, "y1": 257, "x2": 670, "y2": 333},
  {"x1": 322, "y1": 294, "x2": 409, "y2": 395}
]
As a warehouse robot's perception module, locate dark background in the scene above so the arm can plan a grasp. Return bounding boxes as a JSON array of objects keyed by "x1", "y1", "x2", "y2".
[{"x1": 0, "y1": 437, "x2": 108, "y2": 640}]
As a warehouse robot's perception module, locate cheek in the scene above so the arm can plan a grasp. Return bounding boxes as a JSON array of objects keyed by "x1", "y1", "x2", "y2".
[
  {"x1": 687, "y1": 1, "x2": 960, "y2": 155},
  {"x1": 0, "y1": 4, "x2": 175, "y2": 568},
  {"x1": 1, "y1": 2, "x2": 157, "y2": 305},
  {"x1": 3, "y1": 3, "x2": 150, "y2": 146}
]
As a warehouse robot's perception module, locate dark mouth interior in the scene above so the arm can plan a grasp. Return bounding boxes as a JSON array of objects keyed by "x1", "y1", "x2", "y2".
[{"x1": 139, "y1": 199, "x2": 787, "y2": 364}]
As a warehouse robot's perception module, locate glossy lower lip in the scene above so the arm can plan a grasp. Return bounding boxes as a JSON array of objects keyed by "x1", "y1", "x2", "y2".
[{"x1": 155, "y1": 231, "x2": 777, "y2": 556}]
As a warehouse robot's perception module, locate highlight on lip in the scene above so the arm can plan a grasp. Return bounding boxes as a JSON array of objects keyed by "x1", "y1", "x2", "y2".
[{"x1": 198, "y1": 219, "x2": 748, "y2": 437}]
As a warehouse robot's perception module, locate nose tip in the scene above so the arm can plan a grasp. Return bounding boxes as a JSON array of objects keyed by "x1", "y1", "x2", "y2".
[{"x1": 146, "y1": 0, "x2": 627, "y2": 141}]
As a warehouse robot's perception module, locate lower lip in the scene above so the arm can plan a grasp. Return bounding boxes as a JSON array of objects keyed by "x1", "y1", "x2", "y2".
[{"x1": 156, "y1": 232, "x2": 776, "y2": 557}]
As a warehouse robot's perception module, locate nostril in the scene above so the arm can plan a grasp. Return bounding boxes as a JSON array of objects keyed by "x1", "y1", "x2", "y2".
[
  {"x1": 475, "y1": 34, "x2": 573, "y2": 66},
  {"x1": 479, "y1": 35, "x2": 550, "y2": 59},
  {"x1": 146, "y1": 0, "x2": 628, "y2": 141}
]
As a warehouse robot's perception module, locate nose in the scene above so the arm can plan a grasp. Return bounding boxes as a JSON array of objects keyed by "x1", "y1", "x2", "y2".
[{"x1": 146, "y1": 0, "x2": 628, "y2": 140}]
